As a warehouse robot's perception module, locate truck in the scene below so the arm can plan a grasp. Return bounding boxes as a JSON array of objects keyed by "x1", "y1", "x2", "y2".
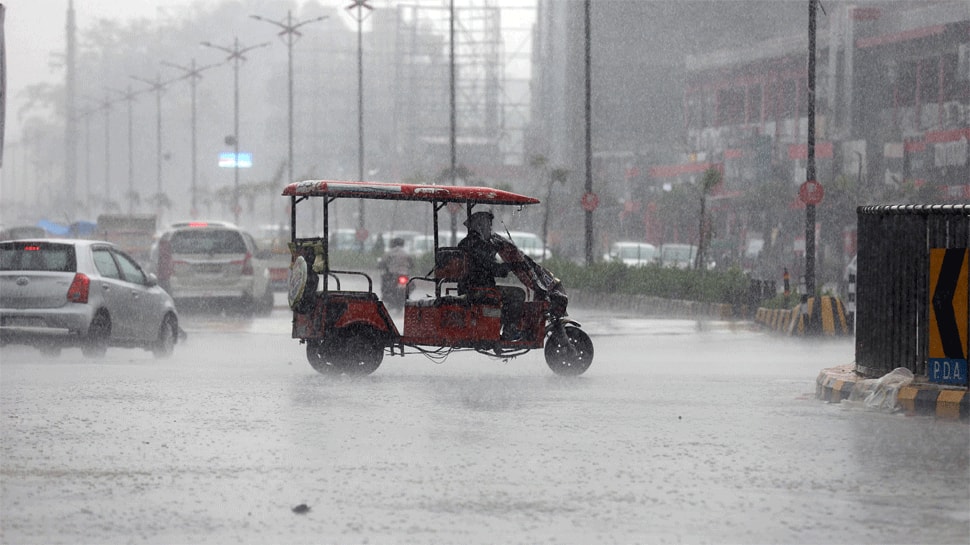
[{"x1": 95, "y1": 214, "x2": 158, "y2": 264}]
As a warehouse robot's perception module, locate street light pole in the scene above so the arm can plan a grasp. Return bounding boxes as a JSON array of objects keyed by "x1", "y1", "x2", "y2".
[
  {"x1": 250, "y1": 11, "x2": 328, "y2": 191},
  {"x1": 347, "y1": 0, "x2": 373, "y2": 249},
  {"x1": 583, "y1": 0, "x2": 594, "y2": 266},
  {"x1": 805, "y1": 0, "x2": 819, "y2": 297},
  {"x1": 111, "y1": 85, "x2": 140, "y2": 213},
  {"x1": 201, "y1": 38, "x2": 270, "y2": 225},
  {"x1": 131, "y1": 73, "x2": 178, "y2": 215},
  {"x1": 162, "y1": 59, "x2": 219, "y2": 218}
]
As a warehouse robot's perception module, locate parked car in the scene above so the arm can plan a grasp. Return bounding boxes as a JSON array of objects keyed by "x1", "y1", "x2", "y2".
[
  {"x1": 0, "y1": 239, "x2": 180, "y2": 358},
  {"x1": 151, "y1": 221, "x2": 273, "y2": 315},
  {"x1": 604, "y1": 241, "x2": 657, "y2": 267},
  {"x1": 0, "y1": 226, "x2": 47, "y2": 241},
  {"x1": 412, "y1": 230, "x2": 466, "y2": 256},
  {"x1": 659, "y1": 243, "x2": 698, "y2": 269},
  {"x1": 254, "y1": 223, "x2": 292, "y2": 292},
  {"x1": 506, "y1": 231, "x2": 552, "y2": 262},
  {"x1": 330, "y1": 228, "x2": 366, "y2": 251}
]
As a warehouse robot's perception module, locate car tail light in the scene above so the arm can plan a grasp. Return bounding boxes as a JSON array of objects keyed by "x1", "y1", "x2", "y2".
[
  {"x1": 397, "y1": 274, "x2": 409, "y2": 286},
  {"x1": 67, "y1": 273, "x2": 90, "y2": 303},
  {"x1": 241, "y1": 252, "x2": 254, "y2": 275},
  {"x1": 157, "y1": 239, "x2": 173, "y2": 282}
]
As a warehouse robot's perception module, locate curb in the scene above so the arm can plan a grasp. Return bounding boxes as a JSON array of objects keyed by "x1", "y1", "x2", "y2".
[{"x1": 816, "y1": 364, "x2": 969, "y2": 420}]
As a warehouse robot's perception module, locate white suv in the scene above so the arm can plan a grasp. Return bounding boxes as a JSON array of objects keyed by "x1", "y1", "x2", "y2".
[{"x1": 152, "y1": 221, "x2": 273, "y2": 314}]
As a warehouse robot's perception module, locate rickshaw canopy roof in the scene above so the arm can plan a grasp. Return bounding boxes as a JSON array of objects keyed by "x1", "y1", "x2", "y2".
[{"x1": 282, "y1": 180, "x2": 540, "y2": 206}]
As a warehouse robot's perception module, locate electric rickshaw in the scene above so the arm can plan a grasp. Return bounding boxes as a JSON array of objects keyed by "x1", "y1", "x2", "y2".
[{"x1": 283, "y1": 180, "x2": 593, "y2": 376}]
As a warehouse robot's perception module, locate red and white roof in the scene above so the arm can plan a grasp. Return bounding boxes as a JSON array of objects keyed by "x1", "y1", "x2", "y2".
[{"x1": 282, "y1": 180, "x2": 539, "y2": 206}]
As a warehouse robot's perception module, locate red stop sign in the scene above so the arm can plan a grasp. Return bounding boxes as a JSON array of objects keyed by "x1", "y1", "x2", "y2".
[
  {"x1": 581, "y1": 192, "x2": 600, "y2": 212},
  {"x1": 799, "y1": 180, "x2": 824, "y2": 205}
]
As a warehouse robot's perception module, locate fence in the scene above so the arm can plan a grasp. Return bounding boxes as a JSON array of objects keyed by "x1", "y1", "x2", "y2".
[{"x1": 855, "y1": 205, "x2": 969, "y2": 379}]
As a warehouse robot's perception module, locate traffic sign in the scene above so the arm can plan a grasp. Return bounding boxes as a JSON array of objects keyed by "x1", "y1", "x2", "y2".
[
  {"x1": 799, "y1": 180, "x2": 824, "y2": 205},
  {"x1": 928, "y1": 248, "x2": 968, "y2": 385},
  {"x1": 581, "y1": 192, "x2": 599, "y2": 212}
]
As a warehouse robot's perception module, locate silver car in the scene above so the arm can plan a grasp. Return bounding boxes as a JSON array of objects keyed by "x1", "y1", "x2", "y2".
[
  {"x1": 0, "y1": 239, "x2": 180, "y2": 358},
  {"x1": 152, "y1": 221, "x2": 273, "y2": 315}
]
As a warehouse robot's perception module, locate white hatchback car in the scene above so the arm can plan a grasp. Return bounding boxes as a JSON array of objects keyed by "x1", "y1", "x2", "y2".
[
  {"x1": 506, "y1": 231, "x2": 552, "y2": 262},
  {"x1": 0, "y1": 239, "x2": 179, "y2": 358},
  {"x1": 604, "y1": 241, "x2": 657, "y2": 267},
  {"x1": 152, "y1": 221, "x2": 273, "y2": 315}
]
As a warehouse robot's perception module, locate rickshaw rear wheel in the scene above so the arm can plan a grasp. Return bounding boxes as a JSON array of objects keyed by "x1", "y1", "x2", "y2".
[
  {"x1": 305, "y1": 326, "x2": 384, "y2": 376},
  {"x1": 544, "y1": 325, "x2": 593, "y2": 376},
  {"x1": 335, "y1": 326, "x2": 384, "y2": 375},
  {"x1": 306, "y1": 339, "x2": 340, "y2": 375}
]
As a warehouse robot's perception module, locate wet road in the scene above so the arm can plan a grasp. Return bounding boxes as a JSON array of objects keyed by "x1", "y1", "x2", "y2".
[{"x1": 2, "y1": 304, "x2": 968, "y2": 544}]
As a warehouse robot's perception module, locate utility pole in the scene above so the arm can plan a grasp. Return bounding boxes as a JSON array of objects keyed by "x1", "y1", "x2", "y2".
[
  {"x1": 202, "y1": 38, "x2": 270, "y2": 225},
  {"x1": 805, "y1": 0, "x2": 818, "y2": 296},
  {"x1": 162, "y1": 59, "x2": 219, "y2": 218},
  {"x1": 130, "y1": 73, "x2": 178, "y2": 214},
  {"x1": 111, "y1": 85, "x2": 140, "y2": 213},
  {"x1": 250, "y1": 11, "x2": 328, "y2": 188},
  {"x1": 583, "y1": 0, "x2": 594, "y2": 266},
  {"x1": 449, "y1": 0, "x2": 458, "y2": 244},
  {"x1": 347, "y1": 0, "x2": 373, "y2": 249},
  {"x1": 65, "y1": 0, "x2": 78, "y2": 220}
]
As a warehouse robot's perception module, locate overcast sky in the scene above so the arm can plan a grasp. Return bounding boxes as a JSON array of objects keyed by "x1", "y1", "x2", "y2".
[
  {"x1": 4, "y1": 0, "x2": 536, "y2": 146},
  {"x1": 5, "y1": 0, "x2": 207, "y2": 144},
  {"x1": 3, "y1": 0, "x2": 395, "y2": 143}
]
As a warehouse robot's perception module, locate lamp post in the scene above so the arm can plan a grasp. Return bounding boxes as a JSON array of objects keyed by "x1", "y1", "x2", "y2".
[
  {"x1": 111, "y1": 85, "x2": 140, "y2": 213},
  {"x1": 250, "y1": 11, "x2": 329, "y2": 192},
  {"x1": 805, "y1": 0, "x2": 819, "y2": 297},
  {"x1": 347, "y1": 0, "x2": 373, "y2": 249},
  {"x1": 162, "y1": 59, "x2": 219, "y2": 218},
  {"x1": 131, "y1": 73, "x2": 179, "y2": 215},
  {"x1": 583, "y1": 0, "x2": 594, "y2": 266},
  {"x1": 201, "y1": 37, "x2": 270, "y2": 225},
  {"x1": 96, "y1": 91, "x2": 114, "y2": 213}
]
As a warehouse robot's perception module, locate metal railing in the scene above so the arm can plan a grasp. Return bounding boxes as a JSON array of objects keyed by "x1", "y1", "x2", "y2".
[{"x1": 855, "y1": 205, "x2": 969, "y2": 378}]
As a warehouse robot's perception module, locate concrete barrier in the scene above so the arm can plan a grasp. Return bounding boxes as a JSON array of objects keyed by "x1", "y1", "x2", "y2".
[{"x1": 755, "y1": 296, "x2": 850, "y2": 336}]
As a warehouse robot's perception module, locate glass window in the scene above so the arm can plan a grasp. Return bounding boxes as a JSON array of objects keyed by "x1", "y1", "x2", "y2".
[
  {"x1": 717, "y1": 87, "x2": 745, "y2": 125},
  {"x1": 0, "y1": 242, "x2": 76, "y2": 272},
  {"x1": 113, "y1": 250, "x2": 147, "y2": 285},
  {"x1": 93, "y1": 248, "x2": 121, "y2": 279},
  {"x1": 169, "y1": 229, "x2": 247, "y2": 254},
  {"x1": 919, "y1": 57, "x2": 940, "y2": 105}
]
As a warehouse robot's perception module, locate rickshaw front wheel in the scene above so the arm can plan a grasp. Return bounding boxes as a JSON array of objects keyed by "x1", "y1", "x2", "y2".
[{"x1": 544, "y1": 325, "x2": 593, "y2": 376}]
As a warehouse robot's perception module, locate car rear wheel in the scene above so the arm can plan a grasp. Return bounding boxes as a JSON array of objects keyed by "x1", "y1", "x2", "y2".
[
  {"x1": 82, "y1": 311, "x2": 110, "y2": 358},
  {"x1": 153, "y1": 315, "x2": 177, "y2": 358}
]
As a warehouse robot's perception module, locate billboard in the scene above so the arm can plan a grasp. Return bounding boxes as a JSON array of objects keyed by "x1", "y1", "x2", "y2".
[{"x1": 218, "y1": 152, "x2": 252, "y2": 168}]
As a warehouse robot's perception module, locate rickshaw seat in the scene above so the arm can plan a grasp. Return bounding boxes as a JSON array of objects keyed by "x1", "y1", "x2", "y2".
[{"x1": 434, "y1": 247, "x2": 467, "y2": 281}]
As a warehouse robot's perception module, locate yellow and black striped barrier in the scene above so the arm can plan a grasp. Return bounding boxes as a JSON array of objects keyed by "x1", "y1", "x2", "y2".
[{"x1": 755, "y1": 296, "x2": 850, "y2": 336}]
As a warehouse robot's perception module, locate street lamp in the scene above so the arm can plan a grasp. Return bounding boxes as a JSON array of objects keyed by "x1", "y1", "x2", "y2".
[
  {"x1": 583, "y1": 0, "x2": 594, "y2": 266},
  {"x1": 201, "y1": 37, "x2": 270, "y2": 225},
  {"x1": 162, "y1": 59, "x2": 220, "y2": 218},
  {"x1": 131, "y1": 73, "x2": 179, "y2": 214},
  {"x1": 111, "y1": 85, "x2": 141, "y2": 213},
  {"x1": 250, "y1": 11, "x2": 329, "y2": 194},
  {"x1": 87, "y1": 91, "x2": 116, "y2": 214},
  {"x1": 347, "y1": 0, "x2": 373, "y2": 249}
]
